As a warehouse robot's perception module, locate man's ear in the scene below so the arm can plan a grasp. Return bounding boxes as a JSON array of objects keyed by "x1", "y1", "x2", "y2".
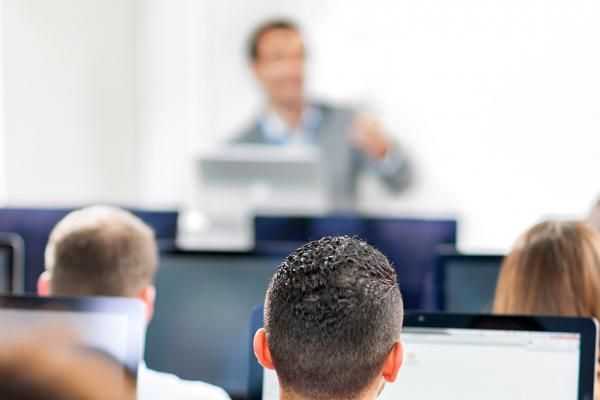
[
  {"x1": 137, "y1": 285, "x2": 156, "y2": 324},
  {"x1": 253, "y1": 328, "x2": 275, "y2": 370},
  {"x1": 382, "y1": 340, "x2": 403, "y2": 383},
  {"x1": 37, "y1": 271, "x2": 52, "y2": 296}
]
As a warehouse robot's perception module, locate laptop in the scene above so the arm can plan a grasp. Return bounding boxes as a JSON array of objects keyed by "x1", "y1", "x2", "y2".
[
  {"x1": 197, "y1": 144, "x2": 329, "y2": 214},
  {"x1": 186, "y1": 145, "x2": 330, "y2": 251},
  {"x1": 248, "y1": 308, "x2": 597, "y2": 400},
  {"x1": 0, "y1": 233, "x2": 25, "y2": 294},
  {"x1": 0, "y1": 295, "x2": 146, "y2": 376}
]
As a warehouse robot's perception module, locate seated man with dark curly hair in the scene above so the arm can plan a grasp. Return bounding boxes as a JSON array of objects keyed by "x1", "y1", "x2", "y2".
[{"x1": 253, "y1": 236, "x2": 404, "y2": 400}]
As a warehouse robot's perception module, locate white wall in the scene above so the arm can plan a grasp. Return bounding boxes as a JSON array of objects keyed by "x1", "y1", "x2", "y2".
[
  {"x1": 136, "y1": 0, "x2": 211, "y2": 208},
  {"x1": 1, "y1": 0, "x2": 599, "y2": 250},
  {"x1": 2, "y1": 0, "x2": 139, "y2": 206},
  {"x1": 150, "y1": 0, "x2": 600, "y2": 251}
]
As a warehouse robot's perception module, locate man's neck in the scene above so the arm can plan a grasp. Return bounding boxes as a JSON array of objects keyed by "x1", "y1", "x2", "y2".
[
  {"x1": 279, "y1": 388, "x2": 377, "y2": 400},
  {"x1": 270, "y1": 101, "x2": 303, "y2": 129},
  {"x1": 280, "y1": 388, "x2": 311, "y2": 400}
]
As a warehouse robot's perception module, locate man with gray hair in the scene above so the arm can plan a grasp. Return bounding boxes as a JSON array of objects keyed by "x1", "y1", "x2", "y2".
[{"x1": 37, "y1": 205, "x2": 230, "y2": 400}]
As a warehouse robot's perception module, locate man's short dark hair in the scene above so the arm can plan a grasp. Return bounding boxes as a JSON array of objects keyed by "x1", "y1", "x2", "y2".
[
  {"x1": 248, "y1": 19, "x2": 299, "y2": 61},
  {"x1": 264, "y1": 236, "x2": 403, "y2": 399},
  {"x1": 45, "y1": 206, "x2": 158, "y2": 297}
]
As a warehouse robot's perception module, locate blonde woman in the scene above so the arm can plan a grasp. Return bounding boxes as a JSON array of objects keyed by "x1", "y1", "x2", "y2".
[{"x1": 493, "y1": 221, "x2": 600, "y2": 398}]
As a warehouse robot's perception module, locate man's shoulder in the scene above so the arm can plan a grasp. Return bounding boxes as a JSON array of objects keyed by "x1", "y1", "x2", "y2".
[
  {"x1": 138, "y1": 365, "x2": 231, "y2": 400},
  {"x1": 230, "y1": 101, "x2": 355, "y2": 143},
  {"x1": 311, "y1": 101, "x2": 354, "y2": 119},
  {"x1": 310, "y1": 102, "x2": 355, "y2": 141},
  {"x1": 231, "y1": 120, "x2": 264, "y2": 144}
]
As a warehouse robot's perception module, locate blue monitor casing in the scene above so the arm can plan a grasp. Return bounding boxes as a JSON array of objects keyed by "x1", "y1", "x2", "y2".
[
  {"x1": 254, "y1": 215, "x2": 458, "y2": 310},
  {"x1": 0, "y1": 208, "x2": 178, "y2": 292}
]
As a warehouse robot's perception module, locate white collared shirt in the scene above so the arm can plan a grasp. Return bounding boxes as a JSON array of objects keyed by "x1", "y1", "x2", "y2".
[
  {"x1": 138, "y1": 362, "x2": 231, "y2": 400},
  {"x1": 260, "y1": 104, "x2": 405, "y2": 177},
  {"x1": 260, "y1": 105, "x2": 323, "y2": 146}
]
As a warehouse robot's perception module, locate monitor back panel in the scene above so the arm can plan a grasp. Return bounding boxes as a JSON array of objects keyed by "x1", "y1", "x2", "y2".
[{"x1": 254, "y1": 216, "x2": 458, "y2": 309}]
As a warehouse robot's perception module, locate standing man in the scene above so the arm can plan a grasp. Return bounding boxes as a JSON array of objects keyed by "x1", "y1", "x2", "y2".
[{"x1": 234, "y1": 20, "x2": 411, "y2": 210}]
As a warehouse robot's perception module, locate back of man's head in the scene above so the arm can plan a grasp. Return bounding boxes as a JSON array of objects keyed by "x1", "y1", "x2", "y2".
[
  {"x1": 263, "y1": 236, "x2": 403, "y2": 400},
  {"x1": 44, "y1": 206, "x2": 158, "y2": 297}
]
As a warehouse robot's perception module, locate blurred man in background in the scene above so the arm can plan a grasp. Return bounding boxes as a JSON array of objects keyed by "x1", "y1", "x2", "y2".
[{"x1": 234, "y1": 20, "x2": 411, "y2": 210}]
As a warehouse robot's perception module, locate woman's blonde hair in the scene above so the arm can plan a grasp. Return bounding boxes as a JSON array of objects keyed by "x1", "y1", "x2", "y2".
[{"x1": 493, "y1": 220, "x2": 600, "y2": 320}]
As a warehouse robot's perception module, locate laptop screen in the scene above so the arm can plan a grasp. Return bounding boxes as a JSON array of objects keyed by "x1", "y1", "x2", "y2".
[
  {"x1": 0, "y1": 295, "x2": 146, "y2": 375},
  {"x1": 382, "y1": 327, "x2": 580, "y2": 399},
  {"x1": 252, "y1": 312, "x2": 596, "y2": 400},
  {"x1": 0, "y1": 308, "x2": 131, "y2": 368}
]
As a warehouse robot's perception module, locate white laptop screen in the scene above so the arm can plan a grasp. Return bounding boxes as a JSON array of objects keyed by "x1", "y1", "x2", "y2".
[
  {"x1": 0, "y1": 308, "x2": 131, "y2": 366},
  {"x1": 262, "y1": 327, "x2": 581, "y2": 400},
  {"x1": 0, "y1": 296, "x2": 146, "y2": 376}
]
